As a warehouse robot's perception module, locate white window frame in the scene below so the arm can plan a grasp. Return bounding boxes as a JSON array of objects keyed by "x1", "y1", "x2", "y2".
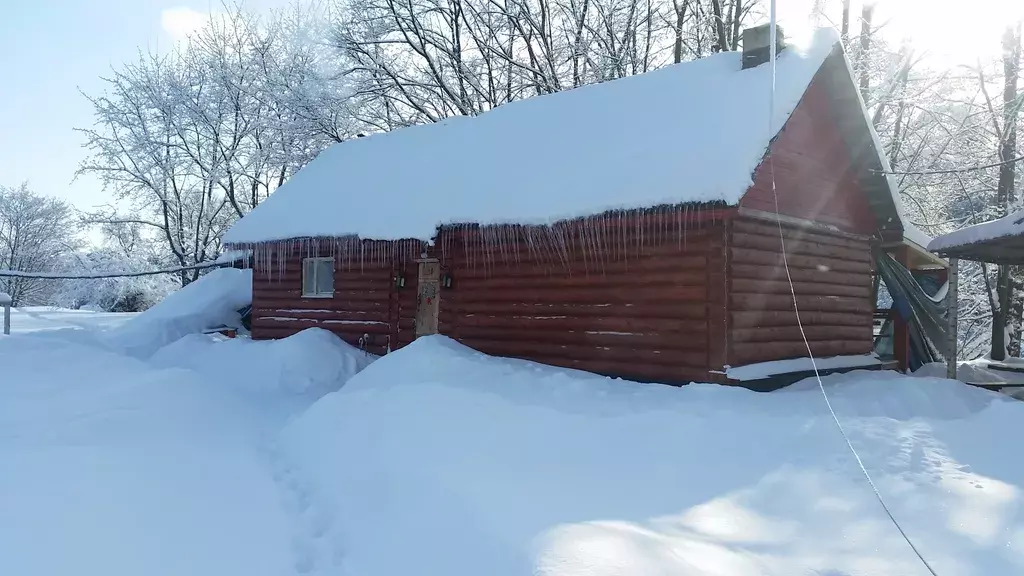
[{"x1": 302, "y1": 257, "x2": 335, "y2": 298}]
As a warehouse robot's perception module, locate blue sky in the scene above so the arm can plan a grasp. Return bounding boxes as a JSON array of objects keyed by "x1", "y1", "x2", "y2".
[{"x1": 0, "y1": 0, "x2": 286, "y2": 210}]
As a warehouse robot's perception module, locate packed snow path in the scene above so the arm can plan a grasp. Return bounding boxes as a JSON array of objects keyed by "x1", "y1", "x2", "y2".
[{"x1": 0, "y1": 326, "x2": 371, "y2": 576}]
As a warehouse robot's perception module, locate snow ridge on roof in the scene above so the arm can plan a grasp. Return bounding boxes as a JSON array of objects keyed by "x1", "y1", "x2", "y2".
[
  {"x1": 929, "y1": 209, "x2": 1024, "y2": 252},
  {"x1": 224, "y1": 28, "x2": 842, "y2": 246}
]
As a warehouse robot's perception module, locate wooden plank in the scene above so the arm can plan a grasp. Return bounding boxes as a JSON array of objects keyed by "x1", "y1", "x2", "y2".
[
  {"x1": 453, "y1": 326, "x2": 707, "y2": 351},
  {"x1": 730, "y1": 263, "x2": 867, "y2": 286},
  {"x1": 731, "y1": 247, "x2": 872, "y2": 274},
  {"x1": 731, "y1": 325, "x2": 872, "y2": 343},
  {"x1": 451, "y1": 254, "x2": 708, "y2": 279},
  {"x1": 731, "y1": 232, "x2": 870, "y2": 263},
  {"x1": 457, "y1": 338, "x2": 706, "y2": 367},
  {"x1": 253, "y1": 308, "x2": 389, "y2": 323},
  {"x1": 731, "y1": 279, "x2": 872, "y2": 298},
  {"x1": 731, "y1": 340, "x2": 872, "y2": 366},
  {"x1": 251, "y1": 317, "x2": 391, "y2": 334},
  {"x1": 452, "y1": 314, "x2": 707, "y2": 334},
  {"x1": 731, "y1": 310, "x2": 871, "y2": 328},
  {"x1": 452, "y1": 270, "x2": 707, "y2": 291},
  {"x1": 453, "y1": 285, "x2": 706, "y2": 305},
  {"x1": 732, "y1": 218, "x2": 870, "y2": 250},
  {"x1": 450, "y1": 301, "x2": 708, "y2": 319},
  {"x1": 452, "y1": 241, "x2": 716, "y2": 269},
  {"x1": 730, "y1": 294, "x2": 874, "y2": 313}
]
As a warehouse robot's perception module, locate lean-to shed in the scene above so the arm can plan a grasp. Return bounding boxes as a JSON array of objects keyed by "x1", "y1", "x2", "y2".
[{"x1": 223, "y1": 26, "x2": 941, "y2": 386}]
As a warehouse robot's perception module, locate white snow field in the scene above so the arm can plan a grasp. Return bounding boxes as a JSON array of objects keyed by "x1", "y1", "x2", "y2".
[{"x1": 3, "y1": 301, "x2": 1024, "y2": 575}]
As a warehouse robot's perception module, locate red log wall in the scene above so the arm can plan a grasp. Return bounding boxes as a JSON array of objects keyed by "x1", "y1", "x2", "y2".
[
  {"x1": 434, "y1": 217, "x2": 727, "y2": 383},
  {"x1": 250, "y1": 243, "x2": 420, "y2": 355},
  {"x1": 739, "y1": 71, "x2": 877, "y2": 235},
  {"x1": 726, "y1": 216, "x2": 875, "y2": 367}
]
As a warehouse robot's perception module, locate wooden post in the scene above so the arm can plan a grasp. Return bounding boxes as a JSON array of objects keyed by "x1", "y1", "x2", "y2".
[
  {"x1": 415, "y1": 257, "x2": 441, "y2": 337},
  {"x1": 893, "y1": 246, "x2": 911, "y2": 373},
  {"x1": 946, "y1": 257, "x2": 959, "y2": 380},
  {"x1": 1, "y1": 292, "x2": 10, "y2": 336}
]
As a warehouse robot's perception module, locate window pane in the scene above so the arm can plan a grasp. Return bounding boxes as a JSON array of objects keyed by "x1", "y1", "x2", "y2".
[
  {"x1": 302, "y1": 259, "x2": 316, "y2": 295},
  {"x1": 316, "y1": 259, "x2": 334, "y2": 294}
]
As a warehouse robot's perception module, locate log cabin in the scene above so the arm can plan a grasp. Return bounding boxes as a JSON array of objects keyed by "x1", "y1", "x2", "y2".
[{"x1": 222, "y1": 25, "x2": 944, "y2": 388}]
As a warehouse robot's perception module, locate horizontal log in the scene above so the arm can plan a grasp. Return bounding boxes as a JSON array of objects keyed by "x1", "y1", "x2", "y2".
[
  {"x1": 252, "y1": 288, "x2": 390, "y2": 303},
  {"x1": 731, "y1": 232, "x2": 870, "y2": 263},
  {"x1": 732, "y1": 218, "x2": 870, "y2": 250},
  {"x1": 450, "y1": 314, "x2": 707, "y2": 334},
  {"x1": 453, "y1": 285, "x2": 706, "y2": 305},
  {"x1": 730, "y1": 310, "x2": 872, "y2": 328},
  {"x1": 457, "y1": 337, "x2": 706, "y2": 367},
  {"x1": 502, "y1": 355, "x2": 712, "y2": 384},
  {"x1": 254, "y1": 308, "x2": 389, "y2": 323},
  {"x1": 453, "y1": 270, "x2": 707, "y2": 292},
  {"x1": 730, "y1": 279, "x2": 872, "y2": 298},
  {"x1": 452, "y1": 326, "x2": 707, "y2": 351},
  {"x1": 257, "y1": 276, "x2": 393, "y2": 292},
  {"x1": 451, "y1": 241, "x2": 720, "y2": 269},
  {"x1": 730, "y1": 248, "x2": 873, "y2": 274},
  {"x1": 451, "y1": 254, "x2": 709, "y2": 279},
  {"x1": 730, "y1": 263, "x2": 868, "y2": 286},
  {"x1": 731, "y1": 325, "x2": 872, "y2": 343},
  {"x1": 731, "y1": 294, "x2": 874, "y2": 314},
  {"x1": 252, "y1": 296, "x2": 387, "y2": 313},
  {"x1": 251, "y1": 317, "x2": 391, "y2": 334},
  {"x1": 731, "y1": 340, "x2": 872, "y2": 366},
  {"x1": 449, "y1": 301, "x2": 708, "y2": 320}
]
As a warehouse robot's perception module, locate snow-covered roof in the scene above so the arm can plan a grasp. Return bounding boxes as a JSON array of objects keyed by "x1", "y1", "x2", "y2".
[
  {"x1": 0, "y1": 292, "x2": 11, "y2": 305},
  {"x1": 929, "y1": 209, "x2": 1024, "y2": 253},
  {"x1": 224, "y1": 28, "x2": 843, "y2": 245}
]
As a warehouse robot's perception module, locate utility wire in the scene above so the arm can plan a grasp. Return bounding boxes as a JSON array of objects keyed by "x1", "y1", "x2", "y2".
[
  {"x1": 877, "y1": 154, "x2": 1023, "y2": 176},
  {"x1": 0, "y1": 259, "x2": 231, "y2": 280},
  {"x1": 767, "y1": 11, "x2": 938, "y2": 576}
]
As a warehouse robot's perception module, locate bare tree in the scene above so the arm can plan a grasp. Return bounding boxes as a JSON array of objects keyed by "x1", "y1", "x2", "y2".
[{"x1": 0, "y1": 183, "x2": 80, "y2": 305}]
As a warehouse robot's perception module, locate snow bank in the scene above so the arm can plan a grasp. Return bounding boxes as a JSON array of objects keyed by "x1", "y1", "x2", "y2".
[
  {"x1": 0, "y1": 334, "x2": 296, "y2": 576},
  {"x1": 727, "y1": 354, "x2": 882, "y2": 381},
  {"x1": 929, "y1": 209, "x2": 1024, "y2": 252},
  {"x1": 0, "y1": 291, "x2": 10, "y2": 305},
  {"x1": 281, "y1": 336, "x2": 1024, "y2": 575},
  {"x1": 150, "y1": 328, "x2": 375, "y2": 399},
  {"x1": 225, "y1": 29, "x2": 841, "y2": 245},
  {"x1": 104, "y1": 268, "x2": 252, "y2": 358}
]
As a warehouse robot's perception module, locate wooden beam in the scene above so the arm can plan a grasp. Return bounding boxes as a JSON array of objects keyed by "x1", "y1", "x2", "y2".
[{"x1": 947, "y1": 257, "x2": 959, "y2": 380}]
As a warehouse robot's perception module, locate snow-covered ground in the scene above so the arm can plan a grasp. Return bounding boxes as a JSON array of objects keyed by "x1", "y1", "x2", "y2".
[
  {"x1": 1, "y1": 306, "x2": 136, "y2": 335},
  {"x1": 3, "y1": 303, "x2": 1024, "y2": 575}
]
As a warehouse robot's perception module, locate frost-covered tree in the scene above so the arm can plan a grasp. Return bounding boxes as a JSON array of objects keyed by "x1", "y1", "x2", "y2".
[
  {"x1": 0, "y1": 183, "x2": 81, "y2": 306},
  {"x1": 77, "y1": 1, "x2": 357, "y2": 285}
]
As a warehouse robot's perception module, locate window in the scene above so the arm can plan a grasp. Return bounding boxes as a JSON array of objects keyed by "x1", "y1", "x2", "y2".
[{"x1": 302, "y1": 257, "x2": 334, "y2": 297}]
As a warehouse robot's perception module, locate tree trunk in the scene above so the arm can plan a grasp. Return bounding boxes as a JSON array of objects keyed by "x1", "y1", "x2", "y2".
[
  {"x1": 710, "y1": 0, "x2": 728, "y2": 53},
  {"x1": 990, "y1": 24, "x2": 1021, "y2": 360},
  {"x1": 858, "y1": 4, "x2": 874, "y2": 102},
  {"x1": 841, "y1": 0, "x2": 850, "y2": 40}
]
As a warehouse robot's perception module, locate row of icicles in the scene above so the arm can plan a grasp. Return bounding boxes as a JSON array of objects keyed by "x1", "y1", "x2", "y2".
[{"x1": 230, "y1": 203, "x2": 725, "y2": 280}]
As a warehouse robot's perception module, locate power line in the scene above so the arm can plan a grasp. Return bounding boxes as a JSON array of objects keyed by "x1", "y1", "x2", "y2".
[
  {"x1": 878, "y1": 154, "x2": 1024, "y2": 176},
  {"x1": 767, "y1": 11, "x2": 939, "y2": 576},
  {"x1": 0, "y1": 260, "x2": 230, "y2": 280}
]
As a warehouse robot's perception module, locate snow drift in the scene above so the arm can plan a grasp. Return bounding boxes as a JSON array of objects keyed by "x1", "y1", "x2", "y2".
[
  {"x1": 283, "y1": 336, "x2": 1024, "y2": 576},
  {"x1": 151, "y1": 328, "x2": 376, "y2": 399},
  {"x1": 103, "y1": 268, "x2": 252, "y2": 358}
]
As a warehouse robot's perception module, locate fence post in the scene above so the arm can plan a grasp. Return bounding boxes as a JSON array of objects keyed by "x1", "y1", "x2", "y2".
[
  {"x1": 946, "y1": 257, "x2": 959, "y2": 380},
  {"x1": 2, "y1": 305, "x2": 10, "y2": 336}
]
